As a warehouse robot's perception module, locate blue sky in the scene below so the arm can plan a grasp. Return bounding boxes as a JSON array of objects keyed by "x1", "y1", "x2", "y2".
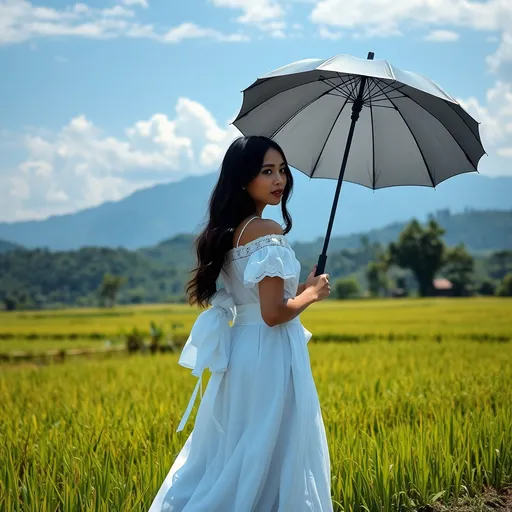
[{"x1": 1, "y1": 0, "x2": 511, "y2": 222}]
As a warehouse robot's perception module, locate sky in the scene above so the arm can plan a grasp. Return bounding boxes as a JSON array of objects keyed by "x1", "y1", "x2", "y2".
[{"x1": 1, "y1": 0, "x2": 511, "y2": 223}]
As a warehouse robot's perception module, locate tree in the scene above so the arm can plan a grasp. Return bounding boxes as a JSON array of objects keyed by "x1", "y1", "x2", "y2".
[
  {"x1": 478, "y1": 279, "x2": 496, "y2": 296},
  {"x1": 388, "y1": 219, "x2": 446, "y2": 297},
  {"x1": 496, "y1": 273, "x2": 512, "y2": 297},
  {"x1": 334, "y1": 277, "x2": 360, "y2": 299},
  {"x1": 395, "y1": 275, "x2": 409, "y2": 296},
  {"x1": 98, "y1": 273, "x2": 126, "y2": 307},
  {"x1": 443, "y1": 244, "x2": 474, "y2": 296},
  {"x1": 366, "y1": 260, "x2": 388, "y2": 297},
  {"x1": 488, "y1": 250, "x2": 512, "y2": 280},
  {"x1": 3, "y1": 296, "x2": 17, "y2": 311}
]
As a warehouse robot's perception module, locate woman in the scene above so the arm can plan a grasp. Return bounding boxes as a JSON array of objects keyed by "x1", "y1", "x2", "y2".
[{"x1": 148, "y1": 135, "x2": 333, "y2": 511}]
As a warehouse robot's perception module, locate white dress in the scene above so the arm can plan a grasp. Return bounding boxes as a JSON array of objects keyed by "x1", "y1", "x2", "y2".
[{"x1": 148, "y1": 233, "x2": 333, "y2": 512}]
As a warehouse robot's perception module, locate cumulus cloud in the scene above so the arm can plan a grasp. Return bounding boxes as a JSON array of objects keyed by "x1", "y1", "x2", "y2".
[
  {"x1": 0, "y1": 0, "x2": 248, "y2": 45},
  {"x1": 487, "y1": 31, "x2": 512, "y2": 73},
  {"x1": 121, "y1": 0, "x2": 148, "y2": 7},
  {"x1": 310, "y1": 0, "x2": 512, "y2": 33},
  {"x1": 458, "y1": 80, "x2": 512, "y2": 174},
  {"x1": 212, "y1": 0, "x2": 287, "y2": 38},
  {"x1": 0, "y1": 99, "x2": 241, "y2": 222},
  {"x1": 318, "y1": 26, "x2": 343, "y2": 40},
  {"x1": 163, "y1": 22, "x2": 249, "y2": 43},
  {"x1": 310, "y1": 0, "x2": 512, "y2": 72},
  {"x1": 423, "y1": 29, "x2": 459, "y2": 42}
]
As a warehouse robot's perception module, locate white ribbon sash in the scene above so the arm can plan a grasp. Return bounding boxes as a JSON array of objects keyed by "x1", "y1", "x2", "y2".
[{"x1": 176, "y1": 288, "x2": 235, "y2": 433}]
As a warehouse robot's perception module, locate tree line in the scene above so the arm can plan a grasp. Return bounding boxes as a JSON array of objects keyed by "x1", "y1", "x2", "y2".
[{"x1": 1, "y1": 218, "x2": 511, "y2": 310}]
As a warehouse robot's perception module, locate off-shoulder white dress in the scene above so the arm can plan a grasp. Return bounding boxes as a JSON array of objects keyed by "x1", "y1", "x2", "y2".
[{"x1": 148, "y1": 229, "x2": 332, "y2": 512}]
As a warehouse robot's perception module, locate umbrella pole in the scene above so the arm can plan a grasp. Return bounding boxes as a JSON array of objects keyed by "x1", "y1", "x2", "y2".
[{"x1": 316, "y1": 51, "x2": 374, "y2": 276}]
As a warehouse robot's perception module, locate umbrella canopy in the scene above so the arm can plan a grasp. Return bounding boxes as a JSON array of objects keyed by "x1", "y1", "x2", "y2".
[
  {"x1": 233, "y1": 53, "x2": 485, "y2": 189},
  {"x1": 233, "y1": 52, "x2": 486, "y2": 274}
]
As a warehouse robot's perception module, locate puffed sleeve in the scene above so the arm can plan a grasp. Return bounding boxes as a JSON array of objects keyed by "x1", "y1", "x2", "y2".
[{"x1": 243, "y1": 244, "x2": 298, "y2": 288}]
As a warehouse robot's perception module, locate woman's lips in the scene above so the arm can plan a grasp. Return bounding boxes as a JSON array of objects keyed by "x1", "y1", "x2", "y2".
[{"x1": 271, "y1": 190, "x2": 283, "y2": 197}]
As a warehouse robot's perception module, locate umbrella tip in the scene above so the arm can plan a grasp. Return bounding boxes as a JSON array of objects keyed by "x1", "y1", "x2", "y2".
[{"x1": 367, "y1": 51, "x2": 375, "y2": 60}]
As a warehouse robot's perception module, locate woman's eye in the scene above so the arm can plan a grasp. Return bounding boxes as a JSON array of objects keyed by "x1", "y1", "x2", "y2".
[{"x1": 262, "y1": 168, "x2": 286, "y2": 175}]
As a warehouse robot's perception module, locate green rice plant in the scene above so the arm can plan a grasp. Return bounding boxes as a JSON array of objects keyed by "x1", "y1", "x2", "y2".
[{"x1": 1, "y1": 330, "x2": 511, "y2": 511}]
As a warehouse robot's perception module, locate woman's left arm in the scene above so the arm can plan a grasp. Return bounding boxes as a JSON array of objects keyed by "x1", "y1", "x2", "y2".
[{"x1": 296, "y1": 282, "x2": 306, "y2": 296}]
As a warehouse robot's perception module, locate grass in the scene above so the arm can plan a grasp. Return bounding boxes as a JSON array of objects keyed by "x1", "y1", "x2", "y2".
[
  {"x1": 1, "y1": 297, "x2": 510, "y2": 346},
  {"x1": 0, "y1": 298, "x2": 511, "y2": 510}
]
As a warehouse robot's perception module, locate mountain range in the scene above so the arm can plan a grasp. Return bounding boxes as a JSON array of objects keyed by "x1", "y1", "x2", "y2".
[{"x1": 0, "y1": 171, "x2": 511, "y2": 251}]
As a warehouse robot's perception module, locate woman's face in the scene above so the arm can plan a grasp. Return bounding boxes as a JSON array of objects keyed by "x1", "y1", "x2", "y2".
[{"x1": 246, "y1": 148, "x2": 288, "y2": 207}]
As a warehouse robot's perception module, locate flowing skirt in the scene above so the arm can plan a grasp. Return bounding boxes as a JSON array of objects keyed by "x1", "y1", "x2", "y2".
[{"x1": 148, "y1": 304, "x2": 332, "y2": 512}]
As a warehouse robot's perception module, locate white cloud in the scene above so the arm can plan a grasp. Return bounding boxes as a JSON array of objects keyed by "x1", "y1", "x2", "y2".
[
  {"x1": 310, "y1": 0, "x2": 512, "y2": 71},
  {"x1": 101, "y1": 6, "x2": 135, "y2": 18},
  {"x1": 487, "y1": 31, "x2": 512, "y2": 73},
  {"x1": 311, "y1": 0, "x2": 512, "y2": 33},
  {"x1": 319, "y1": 26, "x2": 342, "y2": 40},
  {"x1": 423, "y1": 29, "x2": 459, "y2": 42},
  {"x1": 212, "y1": 0, "x2": 284, "y2": 23},
  {"x1": 163, "y1": 22, "x2": 249, "y2": 43},
  {"x1": 497, "y1": 147, "x2": 512, "y2": 157},
  {"x1": 458, "y1": 80, "x2": 512, "y2": 174},
  {"x1": 0, "y1": 0, "x2": 247, "y2": 45},
  {"x1": 211, "y1": 0, "x2": 287, "y2": 37},
  {"x1": 121, "y1": 0, "x2": 148, "y2": 7},
  {"x1": 0, "y1": 99, "x2": 242, "y2": 222}
]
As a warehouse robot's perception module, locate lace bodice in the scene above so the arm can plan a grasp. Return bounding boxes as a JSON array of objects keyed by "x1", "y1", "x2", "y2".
[
  {"x1": 220, "y1": 234, "x2": 301, "y2": 306},
  {"x1": 228, "y1": 234, "x2": 290, "y2": 260}
]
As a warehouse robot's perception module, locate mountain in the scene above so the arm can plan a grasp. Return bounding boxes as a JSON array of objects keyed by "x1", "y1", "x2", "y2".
[
  {"x1": 0, "y1": 239, "x2": 23, "y2": 253},
  {"x1": 293, "y1": 209, "x2": 512, "y2": 259},
  {"x1": 139, "y1": 210, "x2": 512, "y2": 268},
  {"x1": 0, "y1": 172, "x2": 511, "y2": 251},
  {"x1": 2, "y1": 210, "x2": 510, "y2": 309}
]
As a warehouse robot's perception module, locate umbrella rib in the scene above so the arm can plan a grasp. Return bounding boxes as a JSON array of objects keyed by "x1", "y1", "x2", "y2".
[
  {"x1": 364, "y1": 77, "x2": 373, "y2": 103},
  {"x1": 444, "y1": 101, "x2": 483, "y2": 154},
  {"x1": 366, "y1": 82, "x2": 406, "y2": 104},
  {"x1": 236, "y1": 73, "x2": 363, "y2": 124},
  {"x1": 365, "y1": 79, "x2": 382, "y2": 101},
  {"x1": 236, "y1": 75, "x2": 335, "y2": 122},
  {"x1": 310, "y1": 95, "x2": 351, "y2": 179},
  {"x1": 330, "y1": 91, "x2": 352, "y2": 99},
  {"x1": 391, "y1": 86, "x2": 478, "y2": 170},
  {"x1": 269, "y1": 82, "x2": 342, "y2": 139},
  {"x1": 322, "y1": 83, "x2": 351, "y2": 101},
  {"x1": 372, "y1": 79, "x2": 436, "y2": 187},
  {"x1": 375, "y1": 82, "x2": 408, "y2": 95},
  {"x1": 339, "y1": 73, "x2": 360, "y2": 99},
  {"x1": 322, "y1": 74, "x2": 360, "y2": 100},
  {"x1": 369, "y1": 87, "x2": 376, "y2": 189},
  {"x1": 369, "y1": 104, "x2": 401, "y2": 110}
]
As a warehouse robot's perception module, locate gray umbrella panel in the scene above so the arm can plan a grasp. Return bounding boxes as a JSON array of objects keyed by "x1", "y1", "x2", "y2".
[{"x1": 233, "y1": 55, "x2": 485, "y2": 189}]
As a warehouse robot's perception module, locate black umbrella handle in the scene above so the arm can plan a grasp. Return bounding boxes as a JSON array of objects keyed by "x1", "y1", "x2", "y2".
[
  {"x1": 315, "y1": 254, "x2": 327, "y2": 276},
  {"x1": 313, "y1": 51, "x2": 375, "y2": 279}
]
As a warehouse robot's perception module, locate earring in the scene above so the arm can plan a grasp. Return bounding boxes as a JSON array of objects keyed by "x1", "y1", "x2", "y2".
[{"x1": 242, "y1": 187, "x2": 246, "y2": 190}]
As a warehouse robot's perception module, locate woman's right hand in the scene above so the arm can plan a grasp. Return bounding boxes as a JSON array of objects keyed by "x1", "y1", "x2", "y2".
[{"x1": 305, "y1": 264, "x2": 331, "y2": 301}]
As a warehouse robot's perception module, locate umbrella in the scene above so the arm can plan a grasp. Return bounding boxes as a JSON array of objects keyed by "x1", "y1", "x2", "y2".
[{"x1": 233, "y1": 52, "x2": 486, "y2": 275}]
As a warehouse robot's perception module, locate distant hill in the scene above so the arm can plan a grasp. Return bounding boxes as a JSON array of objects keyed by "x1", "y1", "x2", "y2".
[
  {"x1": 0, "y1": 172, "x2": 511, "y2": 251},
  {"x1": 0, "y1": 239, "x2": 23, "y2": 253},
  {"x1": 2, "y1": 209, "x2": 510, "y2": 309},
  {"x1": 140, "y1": 209, "x2": 512, "y2": 268},
  {"x1": 0, "y1": 246, "x2": 186, "y2": 307}
]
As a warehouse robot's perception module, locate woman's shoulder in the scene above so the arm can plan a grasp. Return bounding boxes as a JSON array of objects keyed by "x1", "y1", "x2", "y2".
[{"x1": 236, "y1": 218, "x2": 283, "y2": 247}]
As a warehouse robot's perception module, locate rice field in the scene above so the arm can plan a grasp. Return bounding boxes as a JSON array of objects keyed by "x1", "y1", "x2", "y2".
[{"x1": 1, "y1": 298, "x2": 511, "y2": 511}]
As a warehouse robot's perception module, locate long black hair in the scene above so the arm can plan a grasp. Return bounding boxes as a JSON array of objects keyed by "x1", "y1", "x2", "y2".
[{"x1": 185, "y1": 135, "x2": 294, "y2": 308}]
